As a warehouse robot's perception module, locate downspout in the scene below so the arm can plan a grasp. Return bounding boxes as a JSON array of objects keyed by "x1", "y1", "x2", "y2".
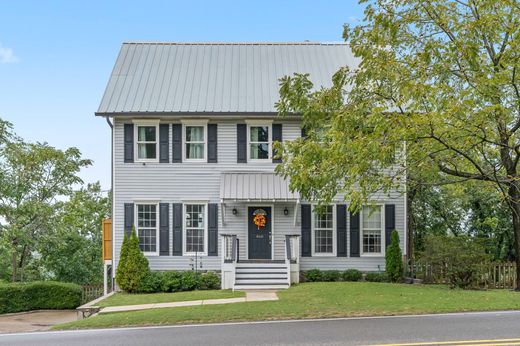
[{"x1": 105, "y1": 116, "x2": 114, "y2": 292}]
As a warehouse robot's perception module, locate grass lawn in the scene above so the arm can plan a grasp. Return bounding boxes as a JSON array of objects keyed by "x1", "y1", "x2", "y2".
[
  {"x1": 57, "y1": 282, "x2": 520, "y2": 330},
  {"x1": 96, "y1": 290, "x2": 244, "y2": 307}
]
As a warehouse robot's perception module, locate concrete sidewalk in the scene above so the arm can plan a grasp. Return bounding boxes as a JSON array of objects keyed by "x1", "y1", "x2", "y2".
[{"x1": 99, "y1": 290, "x2": 279, "y2": 314}]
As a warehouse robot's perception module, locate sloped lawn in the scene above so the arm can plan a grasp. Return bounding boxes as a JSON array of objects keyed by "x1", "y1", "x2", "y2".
[
  {"x1": 97, "y1": 290, "x2": 244, "y2": 307},
  {"x1": 57, "y1": 282, "x2": 520, "y2": 330}
]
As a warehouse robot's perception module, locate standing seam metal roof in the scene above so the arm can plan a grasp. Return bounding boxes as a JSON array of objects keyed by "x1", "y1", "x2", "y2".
[{"x1": 96, "y1": 42, "x2": 359, "y2": 115}]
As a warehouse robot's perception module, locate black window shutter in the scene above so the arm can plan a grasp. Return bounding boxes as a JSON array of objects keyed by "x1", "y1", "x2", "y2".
[
  {"x1": 208, "y1": 124, "x2": 218, "y2": 163},
  {"x1": 208, "y1": 203, "x2": 218, "y2": 256},
  {"x1": 124, "y1": 124, "x2": 134, "y2": 163},
  {"x1": 237, "y1": 124, "x2": 247, "y2": 163},
  {"x1": 385, "y1": 204, "x2": 396, "y2": 248},
  {"x1": 124, "y1": 203, "x2": 134, "y2": 238},
  {"x1": 301, "y1": 126, "x2": 307, "y2": 139},
  {"x1": 272, "y1": 124, "x2": 282, "y2": 163},
  {"x1": 172, "y1": 124, "x2": 182, "y2": 163},
  {"x1": 172, "y1": 203, "x2": 183, "y2": 255},
  {"x1": 159, "y1": 203, "x2": 170, "y2": 256},
  {"x1": 159, "y1": 124, "x2": 169, "y2": 163},
  {"x1": 350, "y1": 211, "x2": 360, "y2": 257},
  {"x1": 337, "y1": 205, "x2": 347, "y2": 257},
  {"x1": 301, "y1": 204, "x2": 312, "y2": 257}
]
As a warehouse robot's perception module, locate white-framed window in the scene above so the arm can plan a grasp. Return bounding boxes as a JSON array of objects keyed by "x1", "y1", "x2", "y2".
[
  {"x1": 183, "y1": 203, "x2": 207, "y2": 255},
  {"x1": 247, "y1": 123, "x2": 272, "y2": 161},
  {"x1": 361, "y1": 205, "x2": 384, "y2": 255},
  {"x1": 312, "y1": 205, "x2": 336, "y2": 256},
  {"x1": 182, "y1": 120, "x2": 207, "y2": 161},
  {"x1": 134, "y1": 121, "x2": 159, "y2": 162},
  {"x1": 135, "y1": 203, "x2": 159, "y2": 255}
]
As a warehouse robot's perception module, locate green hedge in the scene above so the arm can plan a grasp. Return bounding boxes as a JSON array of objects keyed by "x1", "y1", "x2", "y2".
[
  {"x1": 302, "y1": 269, "x2": 389, "y2": 283},
  {"x1": 0, "y1": 281, "x2": 82, "y2": 314},
  {"x1": 138, "y1": 271, "x2": 221, "y2": 293}
]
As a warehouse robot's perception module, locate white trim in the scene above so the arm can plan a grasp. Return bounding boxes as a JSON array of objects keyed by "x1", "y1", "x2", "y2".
[
  {"x1": 111, "y1": 117, "x2": 115, "y2": 278},
  {"x1": 134, "y1": 202, "x2": 160, "y2": 256},
  {"x1": 245, "y1": 204, "x2": 275, "y2": 260},
  {"x1": 360, "y1": 204, "x2": 385, "y2": 257},
  {"x1": 182, "y1": 202, "x2": 209, "y2": 256},
  {"x1": 247, "y1": 123, "x2": 272, "y2": 162},
  {"x1": 134, "y1": 121, "x2": 159, "y2": 163},
  {"x1": 311, "y1": 204, "x2": 337, "y2": 257},
  {"x1": 182, "y1": 122, "x2": 207, "y2": 162}
]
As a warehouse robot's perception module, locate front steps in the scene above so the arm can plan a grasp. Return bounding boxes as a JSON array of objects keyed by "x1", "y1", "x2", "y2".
[{"x1": 233, "y1": 261, "x2": 290, "y2": 290}]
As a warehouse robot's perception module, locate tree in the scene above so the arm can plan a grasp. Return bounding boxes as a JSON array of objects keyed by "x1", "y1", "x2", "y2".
[
  {"x1": 275, "y1": 1, "x2": 520, "y2": 288},
  {"x1": 386, "y1": 230, "x2": 404, "y2": 282},
  {"x1": 0, "y1": 118, "x2": 92, "y2": 281},
  {"x1": 116, "y1": 228, "x2": 149, "y2": 292},
  {"x1": 38, "y1": 183, "x2": 110, "y2": 285}
]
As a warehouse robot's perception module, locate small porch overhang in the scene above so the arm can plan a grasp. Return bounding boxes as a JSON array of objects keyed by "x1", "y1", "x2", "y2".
[{"x1": 219, "y1": 172, "x2": 300, "y2": 225}]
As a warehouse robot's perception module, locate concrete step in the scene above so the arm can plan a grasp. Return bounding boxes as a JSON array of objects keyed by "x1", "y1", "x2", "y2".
[
  {"x1": 234, "y1": 284, "x2": 290, "y2": 290},
  {"x1": 235, "y1": 273, "x2": 287, "y2": 279},
  {"x1": 236, "y1": 268, "x2": 287, "y2": 274},
  {"x1": 236, "y1": 262, "x2": 286, "y2": 268}
]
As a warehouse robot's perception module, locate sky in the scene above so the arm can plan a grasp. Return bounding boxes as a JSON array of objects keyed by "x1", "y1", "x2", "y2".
[{"x1": 0, "y1": 0, "x2": 365, "y2": 190}]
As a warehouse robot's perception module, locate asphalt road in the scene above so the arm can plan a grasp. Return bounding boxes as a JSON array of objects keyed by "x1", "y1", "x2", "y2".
[{"x1": 1, "y1": 311, "x2": 520, "y2": 346}]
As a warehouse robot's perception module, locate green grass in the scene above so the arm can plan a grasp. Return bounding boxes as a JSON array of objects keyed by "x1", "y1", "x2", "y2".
[
  {"x1": 57, "y1": 282, "x2": 520, "y2": 330},
  {"x1": 96, "y1": 290, "x2": 244, "y2": 307}
]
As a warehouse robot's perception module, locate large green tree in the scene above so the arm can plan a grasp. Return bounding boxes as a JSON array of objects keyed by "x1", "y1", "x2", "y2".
[
  {"x1": 275, "y1": 0, "x2": 520, "y2": 288},
  {"x1": 0, "y1": 119, "x2": 92, "y2": 281},
  {"x1": 38, "y1": 183, "x2": 110, "y2": 285}
]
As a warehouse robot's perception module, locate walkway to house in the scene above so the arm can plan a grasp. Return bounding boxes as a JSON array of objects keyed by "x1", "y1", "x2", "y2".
[{"x1": 99, "y1": 290, "x2": 279, "y2": 314}]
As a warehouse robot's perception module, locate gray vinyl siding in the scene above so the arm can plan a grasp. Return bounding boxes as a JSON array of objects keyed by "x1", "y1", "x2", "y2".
[{"x1": 112, "y1": 117, "x2": 406, "y2": 274}]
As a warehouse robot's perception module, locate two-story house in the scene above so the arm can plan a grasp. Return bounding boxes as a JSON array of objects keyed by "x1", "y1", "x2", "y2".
[{"x1": 96, "y1": 42, "x2": 407, "y2": 290}]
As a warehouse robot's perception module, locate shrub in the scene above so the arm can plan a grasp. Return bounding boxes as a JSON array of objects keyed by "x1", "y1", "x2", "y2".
[
  {"x1": 342, "y1": 269, "x2": 363, "y2": 282},
  {"x1": 138, "y1": 272, "x2": 164, "y2": 293},
  {"x1": 161, "y1": 271, "x2": 183, "y2": 292},
  {"x1": 386, "y1": 230, "x2": 404, "y2": 282},
  {"x1": 179, "y1": 271, "x2": 200, "y2": 291},
  {"x1": 0, "y1": 281, "x2": 81, "y2": 314},
  {"x1": 419, "y1": 235, "x2": 491, "y2": 289},
  {"x1": 304, "y1": 269, "x2": 323, "y2": 282},
  {"x1": 116, "y1": 227, "x2": 150, "y2": 293},
  {"x1": 322, "y1": 270, "x2": 342, "y2": 282},
  {"x1": 365, "y1": 272, "x2": 388, "y2": 282},
  {"x1": 199, "y1": 272, "x2": 221, "y2": 290}
]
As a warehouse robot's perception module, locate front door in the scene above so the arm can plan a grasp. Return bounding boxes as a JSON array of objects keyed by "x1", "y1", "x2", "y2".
[{"x1": 248, "y1": 206, "x2": 272, "y2": 260}]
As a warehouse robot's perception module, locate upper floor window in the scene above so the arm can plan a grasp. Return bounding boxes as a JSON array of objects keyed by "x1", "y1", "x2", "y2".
[
  {"x1": 248, "y1": 124, "x2": 271, "y2": 161},
  {"x1": 136, "y1": 125, "x2": 158, "y2": 161},
  {"x1": 184, "y1": 203, "x2": 207, "y2": 255},
  {"x1": 183, "y1": 121, "x2": 207, "y2": 161},
  {"x1": 136, "y1": 203, "x2": 159, "y2": 255},
  {"x1": 312, "y1": 205, "x2": 335, "y2": 256},
  {"x1": 362, "y1": 205, "x2": 383, "y2": 255}
]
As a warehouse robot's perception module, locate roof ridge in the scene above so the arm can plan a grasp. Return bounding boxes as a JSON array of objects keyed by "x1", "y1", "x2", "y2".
[{"x1": 122, "y1": 41, "x2": 348, "y2": 46}]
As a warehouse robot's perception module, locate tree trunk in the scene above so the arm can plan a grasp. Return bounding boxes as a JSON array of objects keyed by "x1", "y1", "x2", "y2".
[
  {"x1": 407, "y1": 185, "x2": 418, "y2": 276},
  {"x1": 506, "y1": 184, "x2": 520, "y2": 291},
  {"x1": 11, "y1": 252, "x2": 17, "y2": 282}
]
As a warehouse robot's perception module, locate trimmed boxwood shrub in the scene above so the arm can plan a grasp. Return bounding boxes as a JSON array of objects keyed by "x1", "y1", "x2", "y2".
[
  {"x1": 0, "y1": 281, "x2": 82, "y2": 314},
  {"x1": 365, "y1": 272, "x2": 388, "y2": 282},
  {"x1": 322, "y1": 270, "x2": 342, "y2": 282},
  {"x1": 342, "y1": 269, "x2": 363, "y2": 282},
  {"x1": 137, "y1": 271, "x2": 221, "y2": 293},
  {"x1": 303, "y1": 269, "x2": 323, "y2": 282}
]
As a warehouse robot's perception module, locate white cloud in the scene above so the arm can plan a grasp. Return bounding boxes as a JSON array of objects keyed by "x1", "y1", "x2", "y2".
[{"x1": 0, "y1": 43, "x2": 18, "y2": 64}]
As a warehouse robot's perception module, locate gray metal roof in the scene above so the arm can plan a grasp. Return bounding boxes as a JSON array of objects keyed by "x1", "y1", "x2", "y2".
[
  {"x1": 220, "y1": 172, "x2": 300, "y2": 201},
  {"x1": 96, "y1": 42, "x2": 358, "y2": 115}
]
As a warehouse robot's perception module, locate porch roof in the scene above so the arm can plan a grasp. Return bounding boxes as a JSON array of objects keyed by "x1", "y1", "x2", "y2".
[{"x1": 220, "y1": 173, "x2": 300, "y2": 201}]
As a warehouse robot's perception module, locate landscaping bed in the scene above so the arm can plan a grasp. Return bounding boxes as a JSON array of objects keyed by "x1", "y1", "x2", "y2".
[
  {"x1": 56, "y1": 282, "x2": 520, "y2": 330},
  {"x1": 96, "y1": 290, "x2": 244, "y2": 307}
]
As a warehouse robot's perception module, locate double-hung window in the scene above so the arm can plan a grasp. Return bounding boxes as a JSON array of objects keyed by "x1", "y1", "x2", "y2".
[
  {"x1": 136, "y1": 124, "x2": 158, "y2": 161},
  {"x1": 184, "y1": 204, "x2": 207, "y2": 255},
  {"x1": 248, "y1": 124, "x2": 271, "y2": 161},
  {"x1": 362, "y1": 205, "x2": 383, "y2": 255},
  {"x1": 183, "y1": 122, "x2": 207, "y2": 161},
  {"x1": 136, "y1": 204, "x2": 159, "y2": 255},
  {"x1": 312, "y1": 205, "x2": 335, "y2": 256}
]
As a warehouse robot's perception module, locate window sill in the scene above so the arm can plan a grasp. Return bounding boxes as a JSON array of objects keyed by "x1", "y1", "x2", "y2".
[
  {"x1": 312, "y1": 253, "x2": 337, "y2": 257},
  {"x1": 135, "y1": 159, "x2": 159, "y2": 163},
  {"x1": 184, "y1": 253, "x2": 208, "y2": 257},
  {"x1": 360, "y1": 253, "x2": 385, "y2": 258},
  {"x1": 142, "y1": 252, "x2": 160, "y2": 257}
]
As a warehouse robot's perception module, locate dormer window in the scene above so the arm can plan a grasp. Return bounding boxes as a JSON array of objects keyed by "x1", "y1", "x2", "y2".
[{"x1": 248, "y1": 123, "x2": 271, "y2": 161}]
